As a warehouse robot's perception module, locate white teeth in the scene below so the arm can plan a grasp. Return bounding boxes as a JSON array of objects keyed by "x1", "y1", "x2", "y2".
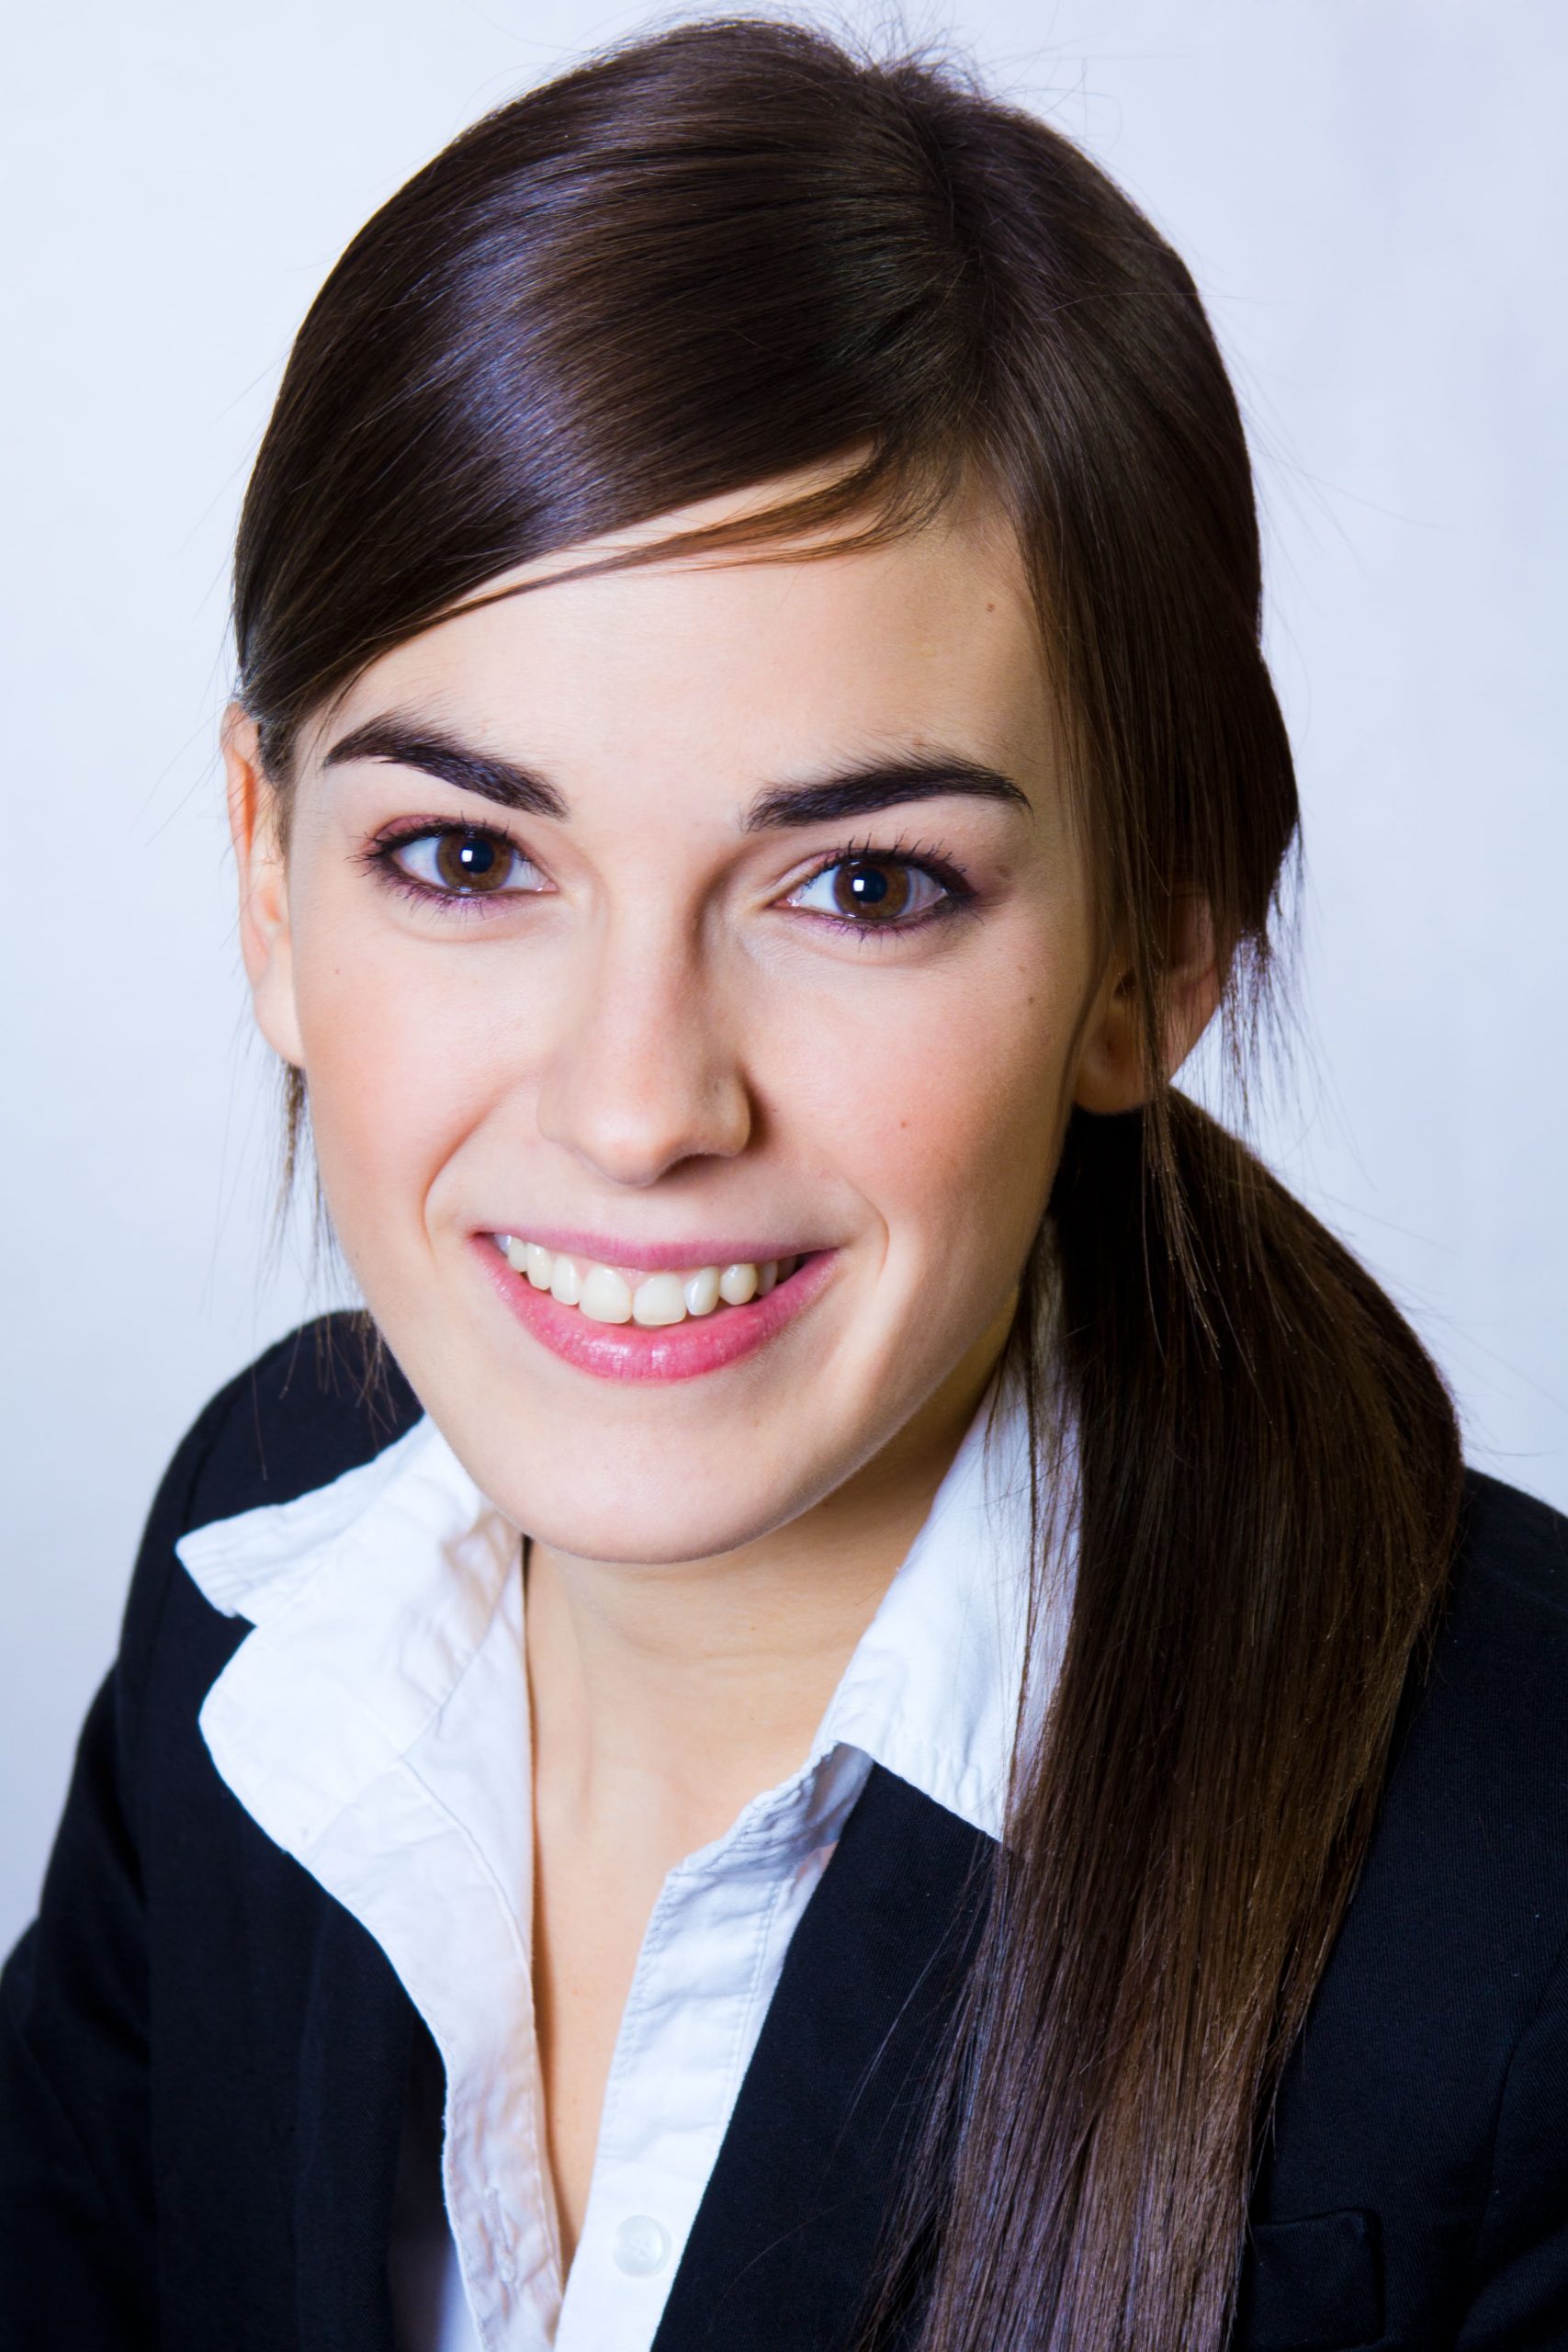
[
  {"x1": 632, "y1": 1272, "x2": 687, "y2": 1327},
  {"x1": 579, "y1": 1265, "x2": 634, "y2": 1324},
  {"x1": 496, "y1": 1235, "x2": 807, "y2": 1325},
  {"x1": 683, "y1": 1266, "x2": 721, "y2": 1317}
]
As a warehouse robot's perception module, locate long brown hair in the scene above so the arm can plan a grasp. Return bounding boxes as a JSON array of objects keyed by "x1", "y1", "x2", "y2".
[{"x1": 231, "y1": 21, "x2": 1462, "y2": 2346}]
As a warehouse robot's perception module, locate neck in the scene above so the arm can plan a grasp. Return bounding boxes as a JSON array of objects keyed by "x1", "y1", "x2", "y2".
[{"x1": 525, "y1": 1331, "x2": 1009, "y2": 1857}]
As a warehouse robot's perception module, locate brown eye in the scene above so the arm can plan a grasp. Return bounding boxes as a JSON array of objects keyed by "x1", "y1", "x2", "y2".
[
  {"x1": 433, "y1": 831, "x2": 513, "y2": 891},
  {"x1": 786, "y1": 854, "x2": 953, "y2": 928},
  {"x1": 384, "y1": 828, "x2": 541, "y2": 898},
  {"x1": 832, "y1": 858, "x2": 911, "y2": 920}
]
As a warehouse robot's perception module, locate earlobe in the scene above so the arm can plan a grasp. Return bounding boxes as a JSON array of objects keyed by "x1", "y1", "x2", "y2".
[
  {"x1": 1071, "y1": 902, "x2": 1224, "y2": 1114},
  {"x1": 221, "y1": 702, "x2": 306, "y2": 1069},
  {"x1": 1072, "y1": 966, "x2": 1148, "y2": 1116}
]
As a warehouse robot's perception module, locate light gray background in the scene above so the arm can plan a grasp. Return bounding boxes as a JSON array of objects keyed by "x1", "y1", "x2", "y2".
[{"x1": 4, "y1": 0, "x2": 1563, "y2": 1951}]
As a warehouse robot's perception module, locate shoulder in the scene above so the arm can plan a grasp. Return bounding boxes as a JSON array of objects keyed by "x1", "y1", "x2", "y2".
[
  {"x1": 1356, "y1": 1464, "x2": 1568, "y2": 1960},
  {"x1": 162, "y1": 1310, "x2": 423, "y2": 1534},
  {"x1": 1242, "y1": 1470, "x2": 1568, "y2": 2325},
  {"x1": 1250, "y1": 1470, "x2": 1568, "y2": 2322},
  {"x1": 1450, "y1": 1464, "x2": 1568, "y2": 1630},
  {"x1": 1405, "y1": 1467, "x2": 1568, "y2": 1848},
  {"x1": 116, "y1": 1313, "x2": 423, "y2": 1745},
  {"x1": 1266, "y1": 1464, "x2": 1568, "y2": 2137}
]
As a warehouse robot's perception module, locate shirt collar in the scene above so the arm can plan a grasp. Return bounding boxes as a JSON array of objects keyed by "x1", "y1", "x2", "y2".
[
  {"x1": 174, "y1": 1352, "x2": 1068, "y2": 2349},
  {"x1": 175, "y1": 1347, "x2": 1069, "y2": 1857},
  {"x1": 177, "y1": 1412, "x2": 519, "y2": 1860},
  {"x1": 809, "y1": 1355, "x2": 1066, "y2": 1838}
]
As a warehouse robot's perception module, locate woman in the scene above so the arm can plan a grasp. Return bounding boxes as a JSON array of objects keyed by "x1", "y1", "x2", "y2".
[{"x1": 3, "y1": 17, "x2": 1563, "y2": 2351}]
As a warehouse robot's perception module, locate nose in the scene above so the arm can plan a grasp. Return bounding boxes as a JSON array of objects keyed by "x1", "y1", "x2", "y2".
[{"x1": 533, "y1": 908, "x2": 753, "y2": 1187}]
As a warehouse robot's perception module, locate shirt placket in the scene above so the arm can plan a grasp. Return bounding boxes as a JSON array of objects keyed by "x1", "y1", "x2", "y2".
[{"x1": 551, "y1": 1797, "x2": 823, "y2": 2352}]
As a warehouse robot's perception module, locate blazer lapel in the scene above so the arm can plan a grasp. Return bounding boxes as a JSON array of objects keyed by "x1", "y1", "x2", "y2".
[
  {"x1": 291, "y1": 1894, "x2": 417, "y2": 2352},
  {"x1": 235, "y1": 1813, "x2": 415, "y2": 2352},
  {"x1": 652, "y1": 1764, "x2": 993, "y2": 2352}
]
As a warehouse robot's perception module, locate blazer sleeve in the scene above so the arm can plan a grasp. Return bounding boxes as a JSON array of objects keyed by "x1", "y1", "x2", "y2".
[
  {"x1": 0, "y1": 1376, "x2": 241, "y2": 2352},
  {"x1": 1456, "y1": 1922, "x2": 1568, "y2": 2349}
]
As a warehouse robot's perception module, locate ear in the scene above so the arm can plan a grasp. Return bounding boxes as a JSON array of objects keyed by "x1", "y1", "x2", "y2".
[
  {"x1": 1072, "y1": 896, "x2": 1224, "y2": 1114},
  {"x1": 222, "y1": 703, "x2": 305, "y2": 1069}
]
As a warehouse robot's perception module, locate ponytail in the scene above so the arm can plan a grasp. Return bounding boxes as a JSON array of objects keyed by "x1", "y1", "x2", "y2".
[{"x1": 876, "y1": 1094, "x2": 1461, "y2": 2349}]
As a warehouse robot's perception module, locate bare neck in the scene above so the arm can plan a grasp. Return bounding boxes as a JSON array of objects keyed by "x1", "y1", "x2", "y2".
[{"x1": 524, "y1": 1348, "x2": 1004, "y2": 1858}]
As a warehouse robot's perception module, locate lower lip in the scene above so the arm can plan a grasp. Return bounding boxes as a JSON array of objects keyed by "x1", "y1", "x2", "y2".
[{"x1": 473, "y1": 1238, "x2": 841, "y2": 1383}]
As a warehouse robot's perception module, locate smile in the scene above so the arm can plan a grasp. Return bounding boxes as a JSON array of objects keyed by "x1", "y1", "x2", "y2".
[
  {"x1": 476, "y1": 1232, "x2": 839, "y2": 1383},
  {"x1": 494, "y1": 1234, "x2": 801, "y2": 1324}
]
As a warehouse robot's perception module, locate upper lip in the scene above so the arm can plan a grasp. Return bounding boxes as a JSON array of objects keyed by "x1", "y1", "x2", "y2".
[{"x1": 482, "y1": 1226, "x2": 828, "y2": 1275}]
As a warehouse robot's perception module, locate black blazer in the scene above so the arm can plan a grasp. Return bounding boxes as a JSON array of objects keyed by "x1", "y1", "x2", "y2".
[{"x1": 3, "y1": 1315, "x2": 1567, "y2": 2352}]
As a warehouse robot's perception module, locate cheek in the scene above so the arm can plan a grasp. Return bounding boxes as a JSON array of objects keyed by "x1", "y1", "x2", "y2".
[
  {"x1": 288, "y1": 910, "x2": 504, "y2": 1268},
  {"x1": 771, "y1": 944, "x2": 1078, "y2": 1258}
]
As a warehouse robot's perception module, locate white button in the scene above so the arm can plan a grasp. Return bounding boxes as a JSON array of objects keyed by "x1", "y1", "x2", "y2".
[{"x1": 614, "y1": 2213, "x2": 671, "y2": 2276}]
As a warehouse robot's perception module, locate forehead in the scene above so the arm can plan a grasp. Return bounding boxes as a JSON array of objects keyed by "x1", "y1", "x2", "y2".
[{"x1": 304, "y1": 482, "x2": 1056, "y2": 806}]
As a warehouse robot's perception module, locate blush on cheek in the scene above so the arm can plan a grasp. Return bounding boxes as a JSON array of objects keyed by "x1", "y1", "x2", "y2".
[
  {"x1": 824, "y1": 1004, "x2": 1061, "y2": 1220},
  {"x1": 293, "y1": 949, "x2": 501, "y2": 1297}
]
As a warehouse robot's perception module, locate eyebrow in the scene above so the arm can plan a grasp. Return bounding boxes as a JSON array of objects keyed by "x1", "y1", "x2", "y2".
[
  {"x1": 321, "y1": 716, "x2": 1032, "y2": 831},
  {"x1": 322, "y1": 718, "x2": 570, "y2": 820},
  {"x1": 743, "y1": 757, "x2": 1031, "y2": 831}
]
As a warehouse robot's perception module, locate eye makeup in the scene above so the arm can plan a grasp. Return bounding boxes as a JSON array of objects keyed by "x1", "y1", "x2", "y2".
[{"x1": 355, "y1": 817, "x2": 981, "y2": 940}]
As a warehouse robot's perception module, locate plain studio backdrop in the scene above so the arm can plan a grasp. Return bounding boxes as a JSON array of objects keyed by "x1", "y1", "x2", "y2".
[{"x1": 2, "y1": 0, "x2": 1564, "y2": 1951}]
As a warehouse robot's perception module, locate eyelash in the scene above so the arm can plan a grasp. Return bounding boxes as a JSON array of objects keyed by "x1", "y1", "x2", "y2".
[
  {"x1": 790, "y1": 831, "x2": 976, "y2": 938},
  {"x1": 359, "y1": 821, "x2": 538, "y2": 921},
  {"x1": 359, "y1": 820, "x2": 977, "y2": 940}
]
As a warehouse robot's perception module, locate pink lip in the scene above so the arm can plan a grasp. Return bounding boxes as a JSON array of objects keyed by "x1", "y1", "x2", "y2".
[{"x1": 473, "y1": 1238, "x2": 840, "y2": 1383}]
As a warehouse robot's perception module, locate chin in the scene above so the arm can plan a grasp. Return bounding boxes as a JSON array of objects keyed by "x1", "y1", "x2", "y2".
[
  {"x1": 390, "y1": 1300, "x2": 900, "y2": 1563},
  {"x1": 505, "y1": 1479, "x2": 802, "y2": 1568},
  {"x1": 443, "y1": 1396, "x2": 842, "y2": 1564}
]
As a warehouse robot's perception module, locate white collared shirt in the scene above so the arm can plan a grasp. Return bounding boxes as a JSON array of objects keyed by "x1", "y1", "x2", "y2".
[{"x1": 175, "y1": 1360, "x2": 1069, "y2": 2352}]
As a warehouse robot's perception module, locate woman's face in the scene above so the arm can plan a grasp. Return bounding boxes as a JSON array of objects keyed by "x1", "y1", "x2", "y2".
[{"x1": 228, "y1": 474, "x2": 1139, "y2": 1565}]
